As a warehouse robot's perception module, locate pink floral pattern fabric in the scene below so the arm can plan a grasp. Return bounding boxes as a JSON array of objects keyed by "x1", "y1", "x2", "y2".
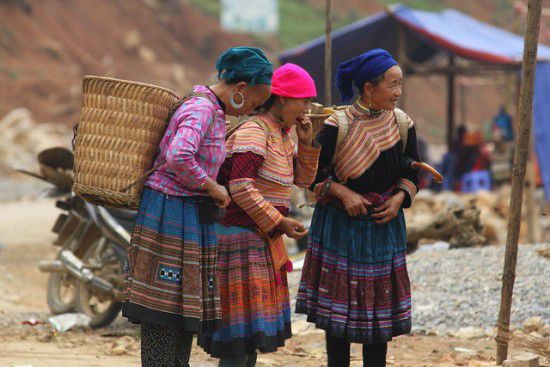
[{"x1": 146, "y1": 85, "x2": 226, "y2": 197}]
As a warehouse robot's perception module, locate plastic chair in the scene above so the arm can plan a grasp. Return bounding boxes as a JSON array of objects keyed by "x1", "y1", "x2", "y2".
[{"x1": 461, "y1": 170, "x2": 491, "y2": 193}]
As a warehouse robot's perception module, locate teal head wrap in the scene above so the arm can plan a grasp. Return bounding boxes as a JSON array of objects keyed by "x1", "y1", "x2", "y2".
[{"x1": 216, "y1": 46, "x2": 273, "y2": 85}]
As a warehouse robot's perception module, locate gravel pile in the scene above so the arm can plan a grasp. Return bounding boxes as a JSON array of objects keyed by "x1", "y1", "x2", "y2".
[{"x1": 407, "y1": 243, "x2": 549, "y2": 334}]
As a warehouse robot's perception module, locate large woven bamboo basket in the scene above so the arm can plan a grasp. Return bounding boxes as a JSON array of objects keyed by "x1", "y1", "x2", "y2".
[
  {"x1": 307, "y1": 112, "x2": 332, "y2": 134},
  {"x1": 72, "y1": 76, "x2": 181, "y2": 209}
]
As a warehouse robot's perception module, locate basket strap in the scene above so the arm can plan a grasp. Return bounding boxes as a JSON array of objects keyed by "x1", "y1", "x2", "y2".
[
  {"x1": 120, "y1": 161, "x2": 164, "y2": 193},
  {"x1": 324, "y1": 110, "x2": 352, "y2": 178},
  {"x1": 169, "y1": 91, "x2": 216, "y2": 117},
  {"x1": 394, "y1": 107, "x2": 409, "y2": 153},
  {"x1": 71, "y1": 122, "x2": 79, "y2": 152},
  {"x1": 331, "y1": 110, "x2": 351, "y2": 166},
  {"x1": 120, "y1": 90, "x2": 217, "y2": 193}
]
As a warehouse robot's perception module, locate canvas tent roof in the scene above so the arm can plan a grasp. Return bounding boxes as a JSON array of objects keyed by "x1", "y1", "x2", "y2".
[{"x1": 279, "y1": 4, "x2": 550, "y2": 200}]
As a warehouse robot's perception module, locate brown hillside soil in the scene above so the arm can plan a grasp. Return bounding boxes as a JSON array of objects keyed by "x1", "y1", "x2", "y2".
[{"x1": 0, "y1": 0, "x2": 258, "y2": 125}]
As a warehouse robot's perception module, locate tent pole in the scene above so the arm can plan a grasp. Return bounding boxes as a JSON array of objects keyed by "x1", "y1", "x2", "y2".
[
  {"x1": 397, "y1": 23, "x2": 407, "y2": 110},
  {"x1": 525, "y1": 74, "x2": 538, "y2": 244},
  {"x1": 525, "y1": 156, "x2": 538, "y2": 243},
  {"x1": 324, "y1": 0, "x2": 332, "y2": 106},
  {"x1": 514, "y1": 74, "x2": 521, "y2": 137},
  {"x1": 460, "y1": 82, "x2": 466, "y2": 124},
  {"x1": 496, "y1": 0, "x2": 542, "y2": 364},
  {"x1": 446, "y1": 55, "x2": 456, "y2": 150}
]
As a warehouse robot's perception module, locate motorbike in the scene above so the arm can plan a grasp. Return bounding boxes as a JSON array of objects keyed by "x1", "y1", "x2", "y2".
[{"x1": 18, "y1": 147, "x2": 134, "y2": 328}]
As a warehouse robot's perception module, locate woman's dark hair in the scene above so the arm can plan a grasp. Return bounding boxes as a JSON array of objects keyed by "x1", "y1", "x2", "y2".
[
  {"x1": 251, "y1": 94, "x2": 277, "y2": 115},
  {"x1": 359, "y1": 72, "x2": 385, "y2": 97},
  {"x1": 368, "y1": 73, "x2": 385, "y2": 87}
]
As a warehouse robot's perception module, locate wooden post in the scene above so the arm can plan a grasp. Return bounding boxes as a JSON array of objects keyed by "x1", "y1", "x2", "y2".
[
  {"x1": 446, "y1": 55, "x2": 456, "y2": 150},
  {"x1": 496, "y1": 0, "x2": 542, "y2": 364},
  {"x1": 511, "y1": 70, "x2": 538, "y2": 244},
  {"x1": 324, "y1": 0, "x2": 332, "y2": 106}
]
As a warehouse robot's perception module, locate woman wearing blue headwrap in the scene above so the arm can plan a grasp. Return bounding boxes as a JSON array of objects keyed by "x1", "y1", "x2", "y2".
[
  {"x1": 296, "y1": 49, "x2": 421, "y2": 367},
  {"x1": 122, "y1": 46, "x2": 272, "y2": 367}
]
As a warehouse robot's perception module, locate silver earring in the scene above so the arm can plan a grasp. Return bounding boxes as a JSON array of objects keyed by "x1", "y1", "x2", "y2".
[{"x1": 230, "y1": 91, "x2": 245, "y2": 109}]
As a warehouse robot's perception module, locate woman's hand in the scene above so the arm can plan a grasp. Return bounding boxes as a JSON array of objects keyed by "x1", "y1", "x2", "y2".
[
  {"x1": 276, "y1": 217, "x2": 308, "y2": 240},
  {"x1": 371, "y1": 191, "x2": 405, "y2": 224},
  {"x1": 203, "y1": 179, "x2": 231, "y2": 208},
  {"x1": 313, "y1": 182, "x2": 324, "y2": 198},
  {"x1": 296, "y1": 116, "x2": 313, "y2": 146},
  {"x1": 332, "y1": 182, "x2": 372, "y2": 217}
]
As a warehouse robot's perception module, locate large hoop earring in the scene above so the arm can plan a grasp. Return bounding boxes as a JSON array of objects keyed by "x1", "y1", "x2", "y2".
[{"x1": 230, "y1": 91, "x2": 245, "y2": 109}]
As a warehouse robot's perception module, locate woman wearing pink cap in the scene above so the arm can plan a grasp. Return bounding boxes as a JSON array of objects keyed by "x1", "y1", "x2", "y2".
[{"x1": 198, "y1": 63, "x2": 321, "y2": 366}]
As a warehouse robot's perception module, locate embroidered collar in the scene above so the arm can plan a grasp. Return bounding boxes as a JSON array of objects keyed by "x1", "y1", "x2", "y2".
[
  {"x1": 354, "y1": 99, "x2": 383, "y2": 118},
  {"x1": 262, "y1": 112, "x2": 286, "y2": 134}
]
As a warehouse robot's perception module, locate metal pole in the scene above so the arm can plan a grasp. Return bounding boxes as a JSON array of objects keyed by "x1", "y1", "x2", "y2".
[
  {"x1": 324, "y1": 0, "x2": 332, "y2": 106},
  {"x1": 496, "y1": 0, "x2": 542, "y2": 363}
]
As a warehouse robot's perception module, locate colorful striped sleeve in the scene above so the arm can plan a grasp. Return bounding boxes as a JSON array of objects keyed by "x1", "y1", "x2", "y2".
[
  {"x1": 228, "y1": 152, "x2": 284, "y2": 234},
  {"x1": 294, "y1": 140, "x2": 321, "y2": 188}
]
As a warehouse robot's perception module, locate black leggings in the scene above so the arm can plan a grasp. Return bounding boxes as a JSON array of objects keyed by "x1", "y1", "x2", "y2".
[
  {"x1": 140, "y1": 321, "x2": 194, "y2": 367},
  {"x1": 326, "y1": 332, "x2": 388, "y2": 367}
]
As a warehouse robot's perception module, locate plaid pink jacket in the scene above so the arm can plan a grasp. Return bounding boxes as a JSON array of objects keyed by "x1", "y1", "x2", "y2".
[{"x1": 146, "y1": 86, "x2": 226, "y2": 197}]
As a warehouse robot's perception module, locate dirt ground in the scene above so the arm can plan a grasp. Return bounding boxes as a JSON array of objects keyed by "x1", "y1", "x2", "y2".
[{"x1": 0, "y1": 199, "x2": 542, "y2": 367}]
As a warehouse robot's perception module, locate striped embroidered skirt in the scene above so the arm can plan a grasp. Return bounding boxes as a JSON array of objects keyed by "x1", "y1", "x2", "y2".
[
  {"x1": 122, "y1": 188, "x2": 221, "y2": 333},
  {"x1": 296, "y1": 203, "x2": 412, "y2": 344},
  {"x1": 198, "y1": 224, "x2": 291, "y2": 358}
]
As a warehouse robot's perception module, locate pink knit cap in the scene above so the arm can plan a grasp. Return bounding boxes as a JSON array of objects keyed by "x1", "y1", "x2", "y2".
[{"x1": 271, "y1": 63, "x2": 317, "y2": 98}]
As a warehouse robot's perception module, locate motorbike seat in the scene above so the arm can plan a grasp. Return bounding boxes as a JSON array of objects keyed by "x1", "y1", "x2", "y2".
[
  {"x1": 103, "y1": 207, "x2": 136, "y2": 233},
  {"x1": 105, "y1": 207, "x2": 137, "y2": 222}
]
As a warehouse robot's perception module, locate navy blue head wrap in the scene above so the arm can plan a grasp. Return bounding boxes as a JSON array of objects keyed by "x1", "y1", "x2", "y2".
[
  {"x1": 216, "y1": 46, "x2": 273, "y2": 85},
  {"x1": 335, "y1": 48, "x2": 398, "y2": 103}
]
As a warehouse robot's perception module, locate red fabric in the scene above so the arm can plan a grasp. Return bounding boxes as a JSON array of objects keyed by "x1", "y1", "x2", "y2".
[
  {"x1": 265, "y1": 235, "x2": 291, "y2": 285},
  {"x1": 472, "y1": 145, "x2": 491, "y2": 171},
  {"x1": 271, "y1": 63, "x2": 317, "y2": 98},
  {"x1": 219, "y1": 152, "x2": 289, "y2": 228}
]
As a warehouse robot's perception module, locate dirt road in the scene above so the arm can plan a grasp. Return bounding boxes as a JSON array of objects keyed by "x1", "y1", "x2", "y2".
[{"x1": 0, "y1": 199, "x2": 539, "y2": 366}]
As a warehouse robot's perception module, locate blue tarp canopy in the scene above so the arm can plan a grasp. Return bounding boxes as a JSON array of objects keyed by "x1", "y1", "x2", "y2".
[{"x1": 279, "y1": 4, "x2": 550, "y2": 199}]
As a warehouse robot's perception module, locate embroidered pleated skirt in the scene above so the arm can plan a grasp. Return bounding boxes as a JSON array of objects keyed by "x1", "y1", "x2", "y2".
[
  {"x1": 122, "y1": 188, "x2": 221, "y2": 333},
  {"x1": 198, "y1": 224, "x2": 291, "y2": 358},
  {"x1": 296, "y1": 202, "x2": 412, "y2": 344}
]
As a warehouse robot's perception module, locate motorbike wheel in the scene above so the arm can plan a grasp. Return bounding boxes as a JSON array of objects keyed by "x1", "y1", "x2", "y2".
[
  {"x1": 75, "y1": 238, "x2": 126, "y2": 328},
  {"x1": 47, "y1": 271, "x2": 76, "y2": 314}
]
